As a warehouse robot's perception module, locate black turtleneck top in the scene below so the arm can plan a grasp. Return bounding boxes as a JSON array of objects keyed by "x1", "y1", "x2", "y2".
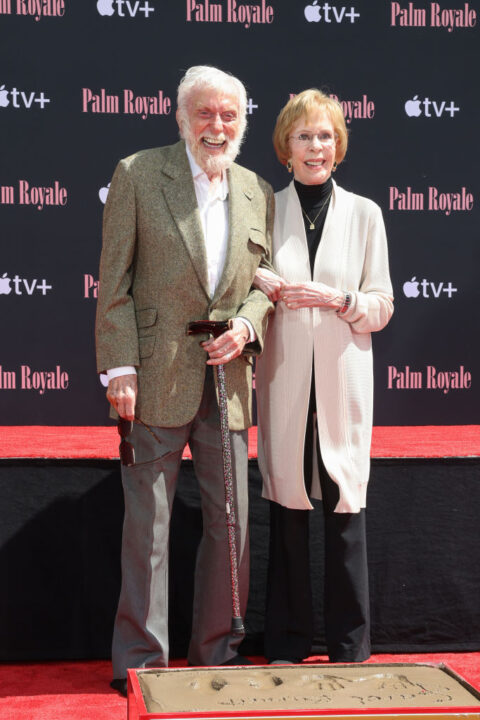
[{"x1": 294, "y1": 176, "x2": 333, "y2": 276}]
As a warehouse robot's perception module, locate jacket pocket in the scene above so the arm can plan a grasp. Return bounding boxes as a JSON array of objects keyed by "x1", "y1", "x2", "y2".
[
  {"x1": 136, "y1": 307, "x2": 157, "y2": 329},
  {"x1": 138, "y1": 335, "x2": 155, "y2": 358},
  {"x1": 248, "y1": 228, "x2": 267, "y2": 253}
]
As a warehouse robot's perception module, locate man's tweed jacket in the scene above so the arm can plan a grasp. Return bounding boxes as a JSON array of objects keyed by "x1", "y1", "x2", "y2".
[{"x1": 96, "y1": 140, "x2": 274, "y2": 430}]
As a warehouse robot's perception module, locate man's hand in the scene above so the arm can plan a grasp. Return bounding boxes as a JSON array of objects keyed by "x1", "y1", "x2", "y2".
[
  {"x1": 281, "y1": 281, "x2": 344, "y2": 310},
  {"x1": 202, "y1": 318, "x2": 250, "y2": 365},
  {"x1": 253, "y1": 267, "x2": 285, "y2": 302},
  {"x1": 106, "y1": 374, "x2": 138, "y2": 420}
]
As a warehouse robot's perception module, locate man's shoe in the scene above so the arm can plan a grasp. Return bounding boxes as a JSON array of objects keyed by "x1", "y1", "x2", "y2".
[
  {"x1": 269, "y1": 658, "x2": 300, "y2": 665},
  {"x1": 221, "y1": 655, "x2": 253, "y2": 666},
  {"x1": 110, "y1": 678, "x2": 128, "y2": 697}
]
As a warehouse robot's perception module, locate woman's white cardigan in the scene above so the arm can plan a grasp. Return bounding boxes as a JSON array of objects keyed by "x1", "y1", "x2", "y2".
[{"x1": 255, "y1": 180, "x2": 394, "y2": 513}]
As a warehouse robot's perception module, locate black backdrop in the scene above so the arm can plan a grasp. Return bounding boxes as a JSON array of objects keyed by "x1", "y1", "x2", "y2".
[
  {"x1": 1, "y1": 458, "x2": 479, "y2": 661},
  {"x1": 1, "y1": 1, "x2": 478, "y2": 426}
]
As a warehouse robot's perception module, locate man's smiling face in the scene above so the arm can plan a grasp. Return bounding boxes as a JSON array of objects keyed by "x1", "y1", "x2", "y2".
[{"x1": 178, "y1": 87, "x2": 242, "y2": 179}]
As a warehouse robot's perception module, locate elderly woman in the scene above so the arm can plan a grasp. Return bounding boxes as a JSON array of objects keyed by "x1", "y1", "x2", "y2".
[{"x1": 254, "y1": 89, "x2": 393, "y2": 664}]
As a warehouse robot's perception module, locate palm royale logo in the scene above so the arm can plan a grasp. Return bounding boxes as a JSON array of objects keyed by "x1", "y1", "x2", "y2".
[
  {"x1": 0, "y1": 365, "x2": 69, "y2": 393},
  {"x1": 82, "y1": 87, "x2": 171, "y2": 118},
  {"x1": 387, "y1": 365, "x2": 472, "y2": 393},
  {"x1": 390, "y1": 2, "x2": 476, "y2": 31},
  {"x1": 329, "y1": 93, "x2": 374, "y2": 124},
  {"x1": 0, "y1": 0, "x2": 65, "y2": 20},
  {"x1": 389, "y1": 186, "x2": 473, "y2": 215},
  {"x1": 0, "y1": 180, "x2": 67, "y2": 209},
  {"x1": 84, "y1": 274, "x2": 99, "y2": 298},
  {"x1": 186, "y1": 0, "x2": 274, "y2": 28},
  {"x1": 288, "y1": 93, "x2": 375, "y2": 123}
]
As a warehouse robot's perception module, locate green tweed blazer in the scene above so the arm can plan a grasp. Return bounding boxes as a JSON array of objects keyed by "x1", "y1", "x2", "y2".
[{"x1": 95, "y1": 140, "x2": 274, "y2": 430}]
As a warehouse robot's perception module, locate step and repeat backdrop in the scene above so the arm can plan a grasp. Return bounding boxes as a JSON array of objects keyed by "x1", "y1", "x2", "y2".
[{"x1": 0, "y1": 1, "x2": 478, "y2": 425}]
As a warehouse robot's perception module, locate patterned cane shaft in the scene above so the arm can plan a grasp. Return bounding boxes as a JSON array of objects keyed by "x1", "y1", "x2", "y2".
[
  {"x1": 216, "y1": 363, "x2": 242, "y2": 620},
  {"x1": 216, "y1": 363, "x2": 236, "y2": 524},
  {"x1": 228, "y1": 525, "x2": 242, "y2": 620}
]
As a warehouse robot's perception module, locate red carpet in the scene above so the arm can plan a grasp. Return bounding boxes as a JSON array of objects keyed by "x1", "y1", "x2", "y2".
[
  {"x1": 1, "y1": 425, "x2": 479, "y2": 459},
  {"x1": 1, "y1": 654, "x2": 479, "y2": 720}
]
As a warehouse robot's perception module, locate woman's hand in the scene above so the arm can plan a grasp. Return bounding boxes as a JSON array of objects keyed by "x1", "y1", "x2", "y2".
[
  {"x1": 253, "y1": 267, "x2": 285, "y2": 302},
  {"x1": 281, "y1": 281, "x2": 344, "y2": 310}
]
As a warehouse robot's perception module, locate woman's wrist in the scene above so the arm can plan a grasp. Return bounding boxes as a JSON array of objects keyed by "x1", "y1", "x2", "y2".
[{"x1": 337, "y1": 291, "x2": 352, "y2": 314}]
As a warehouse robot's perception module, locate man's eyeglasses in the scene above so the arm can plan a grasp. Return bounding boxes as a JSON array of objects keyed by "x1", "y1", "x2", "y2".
[
  {"x1": 118, "y1": 418, "x2": 135, "y2": 466},
  {"x1": 289, "y1": 132, "x2": 336, "y2": 148}
]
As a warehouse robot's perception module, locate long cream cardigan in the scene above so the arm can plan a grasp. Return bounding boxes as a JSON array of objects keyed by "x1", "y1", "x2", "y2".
[{"x1": 255, "y1": 180, "x2": 394, "y2": 513}]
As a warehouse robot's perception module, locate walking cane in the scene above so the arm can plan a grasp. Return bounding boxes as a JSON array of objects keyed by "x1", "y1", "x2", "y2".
[{"x1": 187, "y1": 319, "x2": 245, "y2": 636}]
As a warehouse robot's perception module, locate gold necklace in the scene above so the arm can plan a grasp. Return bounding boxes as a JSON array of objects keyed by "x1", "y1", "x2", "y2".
[{"x1": 301, "y1": 191, "x2": 332, "y2": 230}]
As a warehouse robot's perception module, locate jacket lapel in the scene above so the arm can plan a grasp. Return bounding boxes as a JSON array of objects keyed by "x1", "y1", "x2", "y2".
[
  {"x1": 161, "y1": 141, "x2": 210, "y2": 300},
  {"x1": 278, "y1": 180, "x2": 348, "y2": 285},
  {"x1": 211, "y1": 163, "x2": 252, "y2": 305},
  {"x1": 277, "y1": 181, "x2": 311, "y2": 281},
  {"x1": 312, "y1": 180, "x2": 351, "y2": 286}
]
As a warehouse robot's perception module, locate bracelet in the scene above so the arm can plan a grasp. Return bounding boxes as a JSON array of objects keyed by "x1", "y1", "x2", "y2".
[{"x1": 337, "y1": 291, "x2": 351, "y2": 315}]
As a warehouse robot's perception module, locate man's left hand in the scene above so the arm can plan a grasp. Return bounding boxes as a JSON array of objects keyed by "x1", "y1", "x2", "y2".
[{"x1": 202, "y1": 318, "x2": 249, "y2": 365}]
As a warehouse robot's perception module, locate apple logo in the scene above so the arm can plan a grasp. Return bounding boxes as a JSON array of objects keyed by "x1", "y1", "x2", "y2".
[
  {"x1": 0, "y1": 85, "x2": 10, "y2": 108},
  {"x1": 405, "y1": 95, "x2": 422, "y2": 117},
  {"x1": 304, "y1": 0, "x2": 321, "y2": 22},
  {"x1": 97, "y1": 0, "x2": 115, "y2": 16},
  {"x1": 403, "y1": 277, "x2": 420, "y2": 298},
  {"x1": 99, "y1": 373, "x2": 109, "y2": 387},
  {"x1": 0, "y1": 272, "x2": 12, "y2": 294},
  {"x1": 99, "y1": 183, "x2": 111, "y2": 204}
]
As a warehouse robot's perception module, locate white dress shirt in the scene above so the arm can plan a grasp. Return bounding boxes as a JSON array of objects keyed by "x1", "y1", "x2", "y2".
[
  {"x1": 107, "y1": 143, "x2": 254, "y2": 382},
  {"x1": 186, "y1": 145, "x2": 229, "y2": 298}
]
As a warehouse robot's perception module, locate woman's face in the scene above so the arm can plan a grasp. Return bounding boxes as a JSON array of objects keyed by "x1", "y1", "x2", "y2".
[{"x1": 288, "y1": 108, "x2": 337, "y2": 185}]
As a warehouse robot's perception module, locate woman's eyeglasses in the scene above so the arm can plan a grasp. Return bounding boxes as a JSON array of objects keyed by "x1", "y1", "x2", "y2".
[{"x1": 289, "y1": 132, "x2": 336, "y2": 147}]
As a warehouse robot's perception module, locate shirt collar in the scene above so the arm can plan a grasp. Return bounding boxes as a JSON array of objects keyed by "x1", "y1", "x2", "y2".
[{"x1": 186, "y1": 143, "x2": 228, "y2": 202}]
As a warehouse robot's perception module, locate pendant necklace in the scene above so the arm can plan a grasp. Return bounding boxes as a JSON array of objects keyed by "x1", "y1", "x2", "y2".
[{"x1": 301, "y1": 191, "x2": 332, "y2": 231}]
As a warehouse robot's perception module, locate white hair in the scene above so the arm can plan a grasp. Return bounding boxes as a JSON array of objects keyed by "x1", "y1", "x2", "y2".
[{"x1": 177, "y1": 65, "x2": 248, "y2": 142}]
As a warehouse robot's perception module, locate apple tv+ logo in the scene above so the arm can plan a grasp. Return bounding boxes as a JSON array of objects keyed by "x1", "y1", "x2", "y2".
[
  {"x1": 0, "y1": 273, "x2": 52, "y2": 296},
  {"x1": 403, "y1": 277, "x2": 457, "y2": 299},
  {"x1": 0, "y1": 84, "x2": 50, "y2": 110},
  {"x1": 404, "y1": 95, "x2": 459, "y2": 117},
  {"x1": 98, "y1": 183, "x2": 110, "y2": 204},
  {"x1": 96, "y1": 0, "x2": 155, "y2": 17},
  {"x1": 304, "y1": 1, "x2": 360, "y2": 23}
]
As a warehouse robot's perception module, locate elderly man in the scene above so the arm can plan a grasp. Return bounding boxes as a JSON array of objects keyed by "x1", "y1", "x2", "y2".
[{"x1": 96, "y1": 66, "x2": 274, "y2": 695}]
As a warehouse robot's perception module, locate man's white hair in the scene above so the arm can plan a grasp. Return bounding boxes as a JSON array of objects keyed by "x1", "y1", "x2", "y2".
[{"x1": 177, "y1": 65, "x2": 248, "y2": 142}]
